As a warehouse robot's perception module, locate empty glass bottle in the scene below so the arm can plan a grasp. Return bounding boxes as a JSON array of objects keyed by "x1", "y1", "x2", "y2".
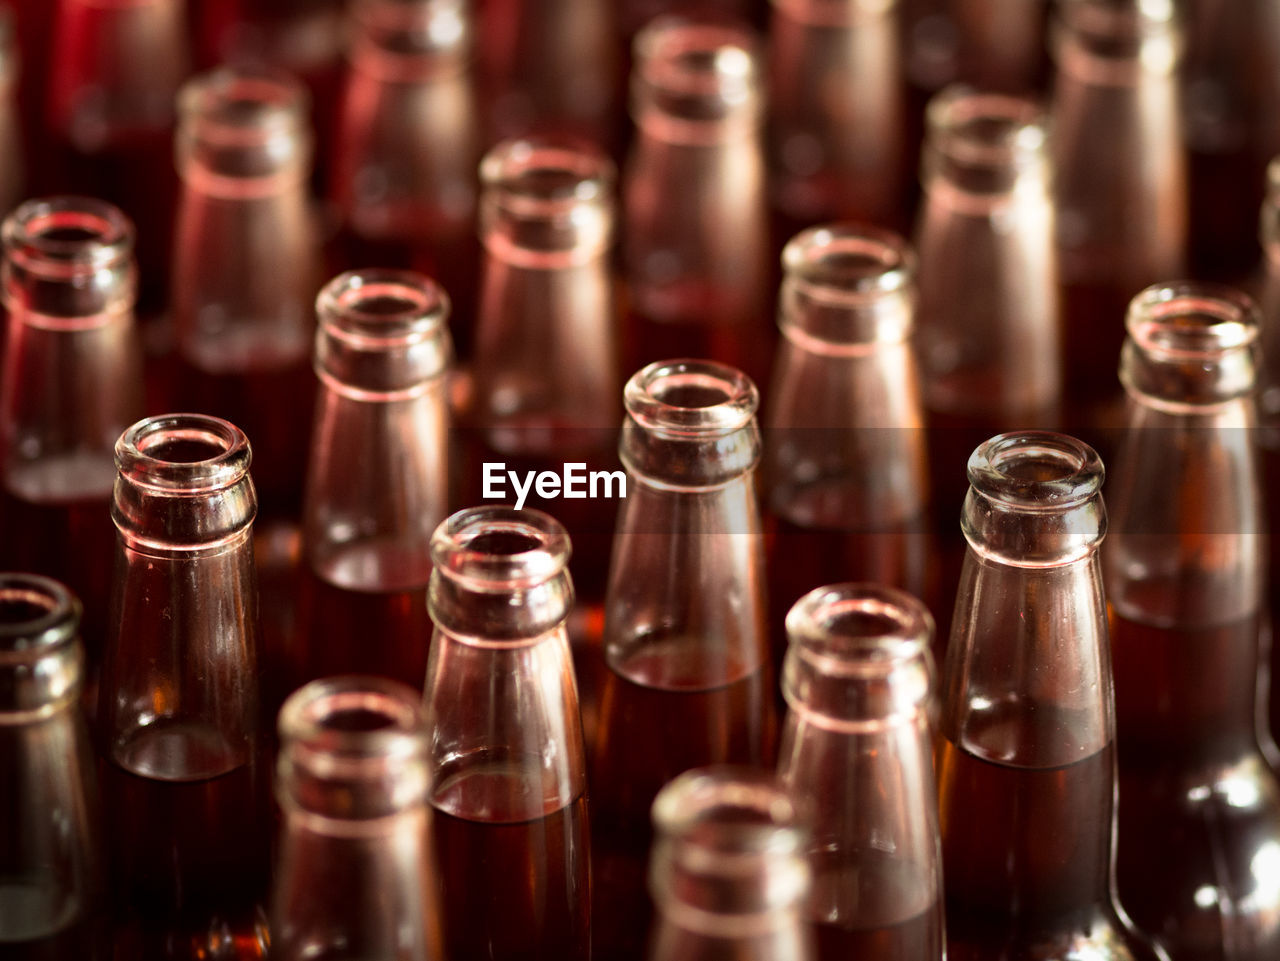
[
  {"x1": 424, "y1": 506, "x2": 591, "y2": 961},
  {"x1": 0, "y1": 197, "x2": 144, "y2": 670},
  {"x1": 763, "y1": 224, "x2": 931, "y2": 670},
  {"x1": 622, "y1": 17, "x2": 773, "y2": 389},
  {"x1": 777, "y1": 584, "x2": 944, "y2": 961},
  {"x1": 170, "y1": 65, "x2": 320, "y2": 520},
  {"x1": 467, "y1": 136, "x2": 620, "y2": 615},
  {"x1": 1051, "y1": 0, "x2": 1185, "y2": 426},
  {"x1": 272, "y1": 676, "x2": 441, "y2": 961},
  {"x1": 98, "y1": 413, "x2": 270, "y2": 958},
  {"x1": 767, "y1": 0, "x2": 906, "y2": 235},
  {"x1": 592, "y1": 359, "x2": 777, "y2": 961},
  {"x1": 1105, "y1": 283, "x2": 1280, "y2": 960},
  {"x1": 0, "y1": 575, "x2": 103, "y2": 959},
  {"x1": 646, "y1": 767, "x2": 814, "y2": 961},
  {"x1": 938, "y1": 430, "x2": 1163, "y2": 961},
  {"x1": 330, "y1": 0, "x2": 480, "y2": 352}
]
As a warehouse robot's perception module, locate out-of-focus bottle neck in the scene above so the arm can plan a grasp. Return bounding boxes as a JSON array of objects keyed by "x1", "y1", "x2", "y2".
[
  {"x1": 112, "y1": 413, "x2": 257, "y2": 557},
  {"x1": 649, "y1": 768, "x2": 810, "y2": 943},
  {"x1": 920, "y1": 86, "x2": 1049, "y2": 204},
  {"x1": 277, "y1": 676, "x2": 430, "y2": 831},
  {"x1": 961, "y1": 431, "x2": 1107, "y2": 568},
  {"x1": 770, "y1": 0, "x2": 895, "y2": 27},
  {"x1": 778, "y1": 225, "x2": 915, "y2": 352},
  {"x1": 478, "y1": 137, "x2": 615, "y2": 268},
  {"x1": 0, "y1": 575, "x2": 84, "y2": 720},
  {"x1": 783, "y1": 584, "x2": 934, "y2": 731},
  {"x1": 428, "y1": 507, "x2": 574, "y2": 643},
  {"x1": 1051, "y1": 0, "x2": 1180, "y2": 83},
  {"x1": 315, "y1": 269, "x2": 453, "y2": 401},
  {"x1": 1, "y1": 196, "x2": 136, "y2": 325},
  {"x1": 630, "y1": 17, "x2": 762, "y2": 144},
  {"x1": 1120, "y1": 282, "x2": 1259, "y2": 411},
  {"x1": 621, "y1": 359, "x2": 761, "y2": 489},
  {"x1": 175, "y1": 66, "x2": 313, "y2": 197},
  {"x1": 348, "y1": 0, "x2": 471, "y2": 80}
]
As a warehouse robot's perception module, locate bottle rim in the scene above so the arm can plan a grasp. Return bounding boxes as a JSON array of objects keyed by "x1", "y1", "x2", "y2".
[
  {"x1": 925, "y1": 86, "x2": 1047, "y2": 173},
  {"x1": 634, "y1": 16, "x2": 759, "y2": 102},
  {"x1": 652, "y1": 766, "x2": 803, "y2": 858},
  {"x1": 625, "y1": 359, "x2": 759, "y2": 437},
  {"x1": 785, "y1": 583, "x2": 933, "y2": 678},
  {"x1": 0, "y1": 574, "x2": 79, "y2": 651},
  {"x1": 967, "y1": 431, "x2": 1104, "y2": 510},
  {"x1": 178, "y1": 64, "x2": 311, "y2": 145},
  {"x1": 2, "y1": 196, "x2": 135, "y2": 277},
  {"x1": 781, "y1": 223, "x2": 915, "y2": 304},
  {"x1": 278, "y1": 675, "x2": 428, "y2": 770},
  {"x1": 115, "y1": 413, "x2": 252, "y2": 493},
  {"x1": 430, "y1": 506, "x2": 571, "y2": 592},
  {"x1": 317, "y1": 269, "x2": 451, "y2": 345},
  {"x1": 1124, "y1": 281, "x2": 1259, "y2": 361},
  {"x1": 350, "y1": 0, "x2": 469, "y2": 60},
  {"x1": 479, "y1": 136, "x2": 616, "y2": 219}
]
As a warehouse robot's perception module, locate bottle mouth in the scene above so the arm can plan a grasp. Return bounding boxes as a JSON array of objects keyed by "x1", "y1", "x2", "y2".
[
  {"x1": 635, "y1": 17, "x2": 759, "y2": 103},
  {"x1": 782, "y1": 224, "x2": 915, "y2": 303},
  {"x1": 785, "y1": 584, "x2": 933, "y2": 677},
  {"x1": 279, "y1": 676, "x2": 428, "y2": 767},
  {"x1": 480, "y1": 137, "x2": 616, "y2": 219},
  {"x1": 1124, "y1": 282, "x2": 1258, "y2": 361},
  {"x1": 317, "y1": 269, "x2": 451, "y2": 346},
  {"x1": 1056, "y1": 0, "x2": 1177, "y2": 45},
  {"x1": 0, "y1": 575, "x2": 79, "y2": 652},
  {"x1": 179, "y1": 66, "x2": 310, "y2": 142},
  {"x1": 351, "y1": 0, "x2": 469, "y2": 59},
  {"x1": 770, "y1": 0, "x2": 895, "y2": 27},
  {"x1": 625, "y1": 360, "x2": 759, "y2": 438},
  {"x1": 430, "y1": 507, "x2": 570, "y2": 592},
  {"x1": 652, "y1": 767, "x2": 803, "y2": 858},
  {"x1": 2, "y1": 196, "x2": 134, "y2": 277},
  {"x1": 967, "y1": 431, "x2": 1104, "y2": 510},
  {"x1": 925, "y1": 87, "x2": 1047, "y2": 175},
  {"x1": 116, "y1": 414, "x2": 252, "y2": 493}
]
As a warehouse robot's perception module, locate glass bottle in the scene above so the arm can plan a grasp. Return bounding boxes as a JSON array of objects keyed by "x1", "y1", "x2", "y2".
[
  {"x1": 646, "y1": 767, "x2": 814, "y2": 961},
  {"x1": 0, "y1": 574, "x2": 103, "y2": 959},
  {"x1": 0, "y1": 10, "x2": 24, "y2": 222},
  {"x1": 0, "y1": 197, "x2": 144, "y2": 670},
  {"x1": 1105, "y1": 283, "x2": 1280, "y2": 960},
  {"x1": 329, "y1": 0, "x2": 480, "y2": 354},
  {"x1": 1182, "y1": 0, "x2": 1280, "y2": 284},
  {"x1": 767, "y1": 0, "x2": 906, "y2": 235},
  {"x1": 170, "y1": 65, "x2": 320, "y2": 521},
  {"x1": 1051, "y1": 0, "x2": 1185, "y2": 426},
  {"x1": 1259, "y1": 160, "x2": 1280, "y2": 747},
  {"x1": 272, "y1": 676, "x2": 441, "y2": 961},
  {"x1": 622, "y1": 17, "x2": 773, "y2": 390},
  {"x1": 592, "y1": 359, "x2": 778, "y2": 961},
  {"x1": 947, "y1": 0, "x2": 1051, "y2": 94},
  {"x1": 98, "y1": 413, "x2": 270, "y2": 957},
  {"x1": 776, "y1": 584, "x2": 944, "y2": 961},
  {"x1": 763, "y1": 224, "x2": 931, "y2": 671},
  {"x1": 938, "y1": 430, "x2": 1163, "y2": 961},
  {"x1": 478, "y1": 0, "x2": 621, "y2": 150},
  {"x1": 467, "y1": 136, "x2": 620, "y2": 626},
  {"x1": 45, "y1": 0, "x2": 188, "y2": 320},
  {"x1": 424, "y1": 506, "x2": 591, "y2": 961},
  {"x1": 287, "y1": 269, "x2": 452, "y2": 704}
]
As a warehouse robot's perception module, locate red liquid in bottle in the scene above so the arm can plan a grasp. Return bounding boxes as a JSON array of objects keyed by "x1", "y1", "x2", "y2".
[
  {"x1": 1111, "y1": 611, "x2": 1280, "y2": 960},
  {"x1": 102, "y1": 720, "x2": 270, "y2": 956},
  {"x1": 808, "y1": 851, "x2": 943, "y2": 961},
  {"x1": 432, "y1": 764, "x2": 590, "y2": 961}
]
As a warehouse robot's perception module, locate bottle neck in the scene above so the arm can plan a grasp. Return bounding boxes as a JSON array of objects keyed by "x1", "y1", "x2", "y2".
[
  {"x1": 1051, "y1": 0, "x2": 1180, "y2": 85},
  {"x1": 348, "y1": 0, "x2": 471, "y2": 82},
  {"x1": 0, "y1": 575, "x2": 85, "y2": 720}
]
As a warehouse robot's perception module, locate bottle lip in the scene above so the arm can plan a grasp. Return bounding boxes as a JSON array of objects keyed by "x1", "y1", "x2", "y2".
[
  {"x1": 785, "y1": 583, "x2": 933, "y2": 677},
  {"x1": 480, "y1": 136, "x2": 616, "y2": 220},
  {"x1": 634, "y1": 16, "x2": 760, "y2": 103},
  {"x1": 430, "y1": 506, "x2": 571, "y2": 592},
  {"x1": 2, "y1": 196, "x2": 135, "y2": 277},
  {"x1": 967, "y1": 431, "x2": 1104, "y2": 510},
  {"x1": 769, "y1": 0, "x2": 895, "y2": 27},
  {"x1": 0, "y1": 574, "x2": 80, "y2": 653},
  {"x1": 351, "y1": 0, "x2": 469, "y2": 59},
  {"x1": 925, "y1": 86, "x2": 1047, "y2": 174},
  {"x1": 625, "y1": 359, "x2": 759, "y2": 438},
  {"x1": 1124, "y1": 281, "x2": 1259, "y2": 361},
  {"x1": 178, "y1": 65, "x2": 311, "y2": 144},
  {"x1": 782, "y1": 223, "x2": 915, "y2": 304},
  {"x1": 278, "y1": 675, "x2": 428, "y2": 769},
  {"x1": 652, "y1": 766, "x2": 803, "y2": 858},
  {"x1": 115, "y1": 413, "x2": 252, "y2": 494},
  {"x1": 317, "y1": 269, "x2": 451, "y2": 346}
]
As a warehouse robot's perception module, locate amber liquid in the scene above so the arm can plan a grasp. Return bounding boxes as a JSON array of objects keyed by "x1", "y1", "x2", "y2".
[
  {"x1": 1060, "y1": 278, "x2": 1134, "y2": 439},
  {"x1": 1111, "y1": 611, "x2": 1280, "y2": 961},
  {"x1": 102, "y1": 720, "x2": 270, "y2": 959},
  {"x1": 808, "y1": 850, "x2": 942, "y2": 961},
  {"x1": 432, "y1": 764, "x2": 590, "y2": 961},
  {"x1": 591, "y1": 651, "x2": 777, "y2": 961}
]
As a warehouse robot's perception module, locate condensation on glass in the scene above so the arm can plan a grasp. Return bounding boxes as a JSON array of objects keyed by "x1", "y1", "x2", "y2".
[
  {"x1": 424, "y1": 506, "x2": 591, "y2": 961},
  {"x1": 1105, "y1": 282, "x2": 1280, "y2": 960},
  {"x1": 272, "y1": 676, "x2": 441, "y2": 961}
]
